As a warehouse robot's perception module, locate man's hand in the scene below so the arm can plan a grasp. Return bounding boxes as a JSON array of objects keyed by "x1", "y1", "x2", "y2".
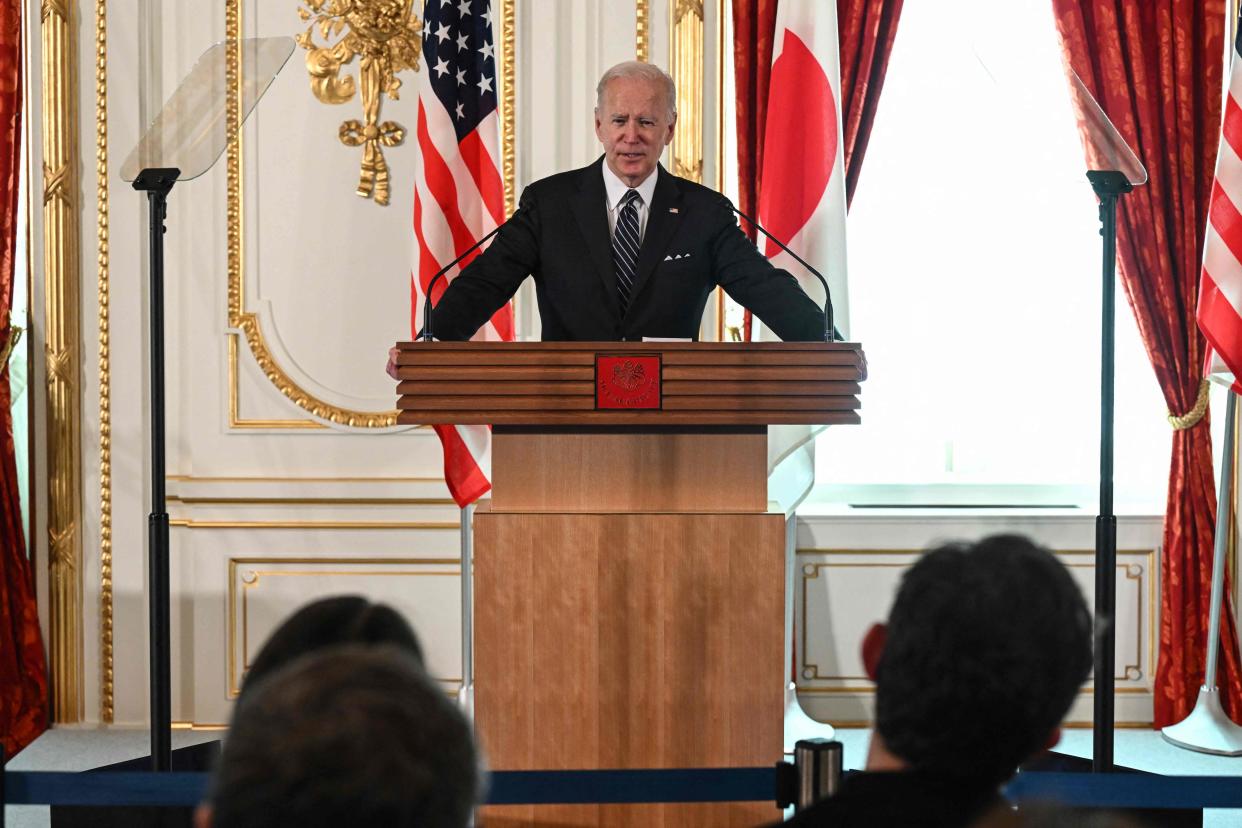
[{"x1": 386, "y1": 346, "x2": 401, "y2": 380}]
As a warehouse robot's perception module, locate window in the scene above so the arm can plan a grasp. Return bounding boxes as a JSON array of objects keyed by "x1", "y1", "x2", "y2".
[{"x1": 811, "y1": 0, "x2": 1173, "y2": 510}]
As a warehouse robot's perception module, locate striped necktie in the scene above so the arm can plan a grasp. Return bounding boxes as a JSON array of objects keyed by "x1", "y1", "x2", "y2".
[{"x1": 612, "y1": 189, "x2": 642, "y2": 313}]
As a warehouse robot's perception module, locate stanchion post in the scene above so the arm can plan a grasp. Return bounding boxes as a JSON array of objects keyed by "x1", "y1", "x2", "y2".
[{"x1": 792, "y1": 738, "x2": 842, "y2": 813}]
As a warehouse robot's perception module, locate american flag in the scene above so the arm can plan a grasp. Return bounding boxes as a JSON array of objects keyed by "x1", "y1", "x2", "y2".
[
  {"x1": 1198, "y1": 15, "x2": 1242, "y2": 390},
  {"x1": 412, "y1": 0, "x2": 513, "y2": 507}
]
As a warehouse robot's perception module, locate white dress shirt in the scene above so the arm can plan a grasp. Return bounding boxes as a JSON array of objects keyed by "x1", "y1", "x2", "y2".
[{"x1": 603, "y1": 163, "x2": 658, "y2": 244}]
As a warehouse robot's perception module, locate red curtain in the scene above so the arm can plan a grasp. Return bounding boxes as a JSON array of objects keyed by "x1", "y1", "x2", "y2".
[
  {"x1": 732, "y1": 0, "x2": 779, "y2": 241},
  {"x1": 1051, "y1": 0, "x2": 1242, "y2": 726},
  {"x1": 0, "y1": 0, "x2": 46, "y2": 758},
  {"x1": 732, "y1": 0, "x2": 903, "y2": 337},
  {"x1": 836, "y1": 0, "x2": 904, "y2": 207}
]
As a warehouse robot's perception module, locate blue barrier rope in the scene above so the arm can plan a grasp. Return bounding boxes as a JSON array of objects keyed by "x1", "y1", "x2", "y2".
[
  {"x1": 2, "y1": 767, "x2": 776, "y2": 807},
  {"x1": 5, "y1": 772, "x2": 207, "y2": 807},
  {"x1": 7, "y1": 768, "x2": 1242, "y2": 810},
  {"x1": 1005, "y1": 771, "x2": 1242, "y2": 810},
  {"x1": 486, "y1": 768, "x2": 776, "y2": 804}
]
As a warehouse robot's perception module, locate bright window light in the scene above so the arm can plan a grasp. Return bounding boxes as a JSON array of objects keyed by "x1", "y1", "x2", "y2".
[{"x1": 812, "y1": 0, "x2": 1171, "y2": 509}]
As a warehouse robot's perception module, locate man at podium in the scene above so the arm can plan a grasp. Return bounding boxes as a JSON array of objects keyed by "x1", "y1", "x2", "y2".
[{"x1": 422, "y1": 60, "x2": 826, "y2": 343}]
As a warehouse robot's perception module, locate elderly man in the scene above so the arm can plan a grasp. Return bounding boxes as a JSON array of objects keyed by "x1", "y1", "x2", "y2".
[{"x1": 419, "y1": 60, "x2": 825, "y2": 343}]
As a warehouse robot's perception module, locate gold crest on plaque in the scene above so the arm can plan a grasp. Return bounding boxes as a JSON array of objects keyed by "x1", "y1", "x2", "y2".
[{"x1": 295, "y1": 0, "x2": 423, "y2": 206}]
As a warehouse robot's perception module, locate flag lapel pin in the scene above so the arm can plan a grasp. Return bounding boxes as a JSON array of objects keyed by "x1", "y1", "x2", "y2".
[{"x1": 669, "y1": 207, "x2": 679, "y2": 213}]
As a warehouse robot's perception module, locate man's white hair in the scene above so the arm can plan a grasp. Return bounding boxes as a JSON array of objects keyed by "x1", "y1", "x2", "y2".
[{"x1": 595, "y1": 61, "x2": 677, "y2": 119}]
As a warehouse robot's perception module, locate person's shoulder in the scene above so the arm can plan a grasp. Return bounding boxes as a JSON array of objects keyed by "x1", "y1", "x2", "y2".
[
  {"x1": 663, "y1": 169, "x2": 725, "y2": 203},
  {"x1": 661, "y1": 169, "x2": 732, "y2": 217},
  {"x1": 524, "y1": 162, "x2": 598, "y2": 198}
]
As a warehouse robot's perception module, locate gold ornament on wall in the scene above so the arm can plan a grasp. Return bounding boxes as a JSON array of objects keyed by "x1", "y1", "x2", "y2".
[{"x1": 295, "y1": 0, "x2": 423, "y2": 206}]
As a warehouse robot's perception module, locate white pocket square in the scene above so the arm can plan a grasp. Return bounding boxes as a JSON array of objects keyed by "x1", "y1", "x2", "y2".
[{"x1": 663, "y1": 253, "x2": 692, "y2": 261}]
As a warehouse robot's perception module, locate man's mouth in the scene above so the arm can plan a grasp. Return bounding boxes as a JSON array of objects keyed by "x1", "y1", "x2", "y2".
[{"x1": 618, "y1": 151, "x2": 644, "y2": 161}]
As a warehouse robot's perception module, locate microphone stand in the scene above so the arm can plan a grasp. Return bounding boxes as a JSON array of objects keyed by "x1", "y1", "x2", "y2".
[
  {"x1": 421, "y1": 225, "x2": 502, "y2": 341},
  {"x1": 728, "y1": 204, "x2": 836, "y2": 343}
]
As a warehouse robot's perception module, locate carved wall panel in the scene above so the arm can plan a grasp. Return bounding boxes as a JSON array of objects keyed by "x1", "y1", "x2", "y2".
[{"x1": 794, "y1": 514, "x2": 1163, "y2": 727}]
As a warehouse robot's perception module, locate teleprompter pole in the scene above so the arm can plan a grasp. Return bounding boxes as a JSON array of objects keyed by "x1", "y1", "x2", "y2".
[
  {"x1": 133, "y1": 167, "x2": 179, "y2": 773},
  {"x1": 1087, "y1": 170, "x2": 1132, "y2": 774}
]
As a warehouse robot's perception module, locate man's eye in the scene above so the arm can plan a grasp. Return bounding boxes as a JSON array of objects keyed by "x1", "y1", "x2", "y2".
[{"x1": 640, "y1": 120, "x2": 654, "y2": 127}]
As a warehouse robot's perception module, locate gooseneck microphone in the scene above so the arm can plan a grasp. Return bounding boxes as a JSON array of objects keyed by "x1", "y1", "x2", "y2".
[
  {"x1": 421, "y1": 225, "x2": 504, "y2": 341},
  {"x1": 727, "y1": 203, "x2": 836, "y2": 343}
]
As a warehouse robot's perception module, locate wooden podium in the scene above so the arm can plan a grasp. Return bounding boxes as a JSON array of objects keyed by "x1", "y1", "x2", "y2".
[{"x1": 395, "y1": 341, "x2": 865, "y2": 827}]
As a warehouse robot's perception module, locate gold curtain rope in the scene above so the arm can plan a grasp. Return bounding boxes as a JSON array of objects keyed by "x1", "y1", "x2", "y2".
[
  {"x1": 0, "y1": 312, "x2": 22, "y2": 369},
  {"x1": 1168, "y1": 379, "x2": 1211, "y2": 430}
]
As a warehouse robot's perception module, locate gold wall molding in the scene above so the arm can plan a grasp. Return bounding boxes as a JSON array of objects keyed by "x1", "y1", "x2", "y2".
[
  {"x1": 227, "y1": 334, "x2": 325, "y2": 429},
  {"x1": 167, "y1": 495, "x2": 455, "y2": 506},
  {"x1": 670, "y1": 0, "x2": 703, "y2": 182},
  {"x1": 795, "y1": 548, "x2": 1156, "y2": 696},
  {"x1": 94, "y1": 0, "x2": 113, "y2": 724},
  {"x1": 227, "y1": 556, "x2": 460, "y2": 697},
  {"x1": 167, "y1": 473, "x2": 443, "y2": 483},
  {"x1": 226, "y1": 4, "x2": 397, "y2": 428},
  {"x1": 42, "y1": 0, "x2": 84, "y2": 723},
  {"x1": 294, "y1": 1, "x2": 423, "y2": 206},
  {"x1": 636, "y1": 0, "x2": 649, "y2": 62},
  {"x1": 171, "y1": 518, "x2": 459, "y2": 529},
  {"x1": 226, "y1": 1, "x2": 515, "y2": 428}
]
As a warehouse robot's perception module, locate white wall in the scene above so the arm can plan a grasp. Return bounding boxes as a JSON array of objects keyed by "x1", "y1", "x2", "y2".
[{"x1": 55, "y1": 0, "x2": 1161, "y2": 730}]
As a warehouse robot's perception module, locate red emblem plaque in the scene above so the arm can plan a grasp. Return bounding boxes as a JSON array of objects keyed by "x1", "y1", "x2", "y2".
[{"x1": 595, "y1": 354, "x2": 661, "y2": 409}]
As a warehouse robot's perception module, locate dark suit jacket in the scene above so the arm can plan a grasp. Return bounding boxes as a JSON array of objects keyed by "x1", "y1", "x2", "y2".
[
  {"x1": 428, "y1": 157, "x2": 826, "y2": 341},
  {"x1": 775, "y1": 769, "x2": 1004, "y2": 827}
]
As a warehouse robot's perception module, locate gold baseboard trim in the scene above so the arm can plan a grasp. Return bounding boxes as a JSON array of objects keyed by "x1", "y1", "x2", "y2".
[
  {"x1": 823, "y1": 720, "x2": 1155, "y2": 731},
  {"x1": 170, "y1": 519, "x2": 459, "y2": 530},
  {"x1": 167, "y1": 495, "x2": 456, "y2": 506}
]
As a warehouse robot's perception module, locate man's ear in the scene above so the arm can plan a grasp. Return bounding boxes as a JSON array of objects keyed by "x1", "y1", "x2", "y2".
[
  {"x1": 860, "y1": 622, "x2": 887, "y2": 681},
  {"x1": 194, "y1": 804, "x2": 213, "y2": 828}
]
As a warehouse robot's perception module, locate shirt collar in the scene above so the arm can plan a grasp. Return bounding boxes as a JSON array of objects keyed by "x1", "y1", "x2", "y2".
[{"x1": 602, "y1": 161, "x2": 658, "y2": 211}]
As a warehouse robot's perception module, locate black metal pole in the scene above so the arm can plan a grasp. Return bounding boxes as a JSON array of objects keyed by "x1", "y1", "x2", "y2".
[
  {"x1": 133, "y1": 168, "x2": 179, "y2": 773},
  {"x1": 1086, "y1": 170, "x2": 1132, "y2": 774}
]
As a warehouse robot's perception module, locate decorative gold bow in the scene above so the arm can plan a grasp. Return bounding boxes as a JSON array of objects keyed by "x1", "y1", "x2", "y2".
[
  {"x1": 295, "y1": 1, "x2": 422, "y2": 207},
  {"x1": 340, "y1": 119, "x2": 406, "y2": 206}
]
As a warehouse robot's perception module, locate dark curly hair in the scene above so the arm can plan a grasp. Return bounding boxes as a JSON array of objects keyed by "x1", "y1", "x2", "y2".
[{"x1": 874, "y1": 534, "x2": 1093, "y2": 785}]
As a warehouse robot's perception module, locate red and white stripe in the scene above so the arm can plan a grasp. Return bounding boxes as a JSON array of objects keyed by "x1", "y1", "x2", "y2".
[
  {"x1": 411, "y1": 46, "x2": 513, "y2": 507},
  {"x1": 1198, "y1": 43, "x2": 1242, "y2": 391}
]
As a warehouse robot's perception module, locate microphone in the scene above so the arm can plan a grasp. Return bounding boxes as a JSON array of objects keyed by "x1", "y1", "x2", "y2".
[
  {"x1": 727, "y1": 203, "x2": 836, "y2": 343},
  {"x1": 421, "y1": 225, "x2": 504, "y2": 341}
]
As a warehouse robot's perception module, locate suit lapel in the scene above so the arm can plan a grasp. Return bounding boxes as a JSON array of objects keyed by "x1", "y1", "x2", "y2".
[
  {"x1": 571, "y1": 159, "x2": 621, "y2": 318},
  {"x1": 627, "y1": 167, "x2": 683, "y2": 310}
]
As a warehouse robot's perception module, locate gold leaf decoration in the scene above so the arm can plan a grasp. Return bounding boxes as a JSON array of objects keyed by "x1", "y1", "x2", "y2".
[{"x1": 296, "y1": 0, "x2": 423, "y2": 206}]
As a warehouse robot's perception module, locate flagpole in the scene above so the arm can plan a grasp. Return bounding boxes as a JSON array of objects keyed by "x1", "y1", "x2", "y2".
[
  {"x1": 459, "y1": 502, "x2": 475, "y2": 719},
  {"x1": 1163, "y1": 389, "x2": 1242, "y2": 755}
]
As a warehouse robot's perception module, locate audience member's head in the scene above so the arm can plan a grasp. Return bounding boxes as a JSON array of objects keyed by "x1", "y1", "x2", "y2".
[
  {"x1": 863, "y1": 534, "x2": 1092, "y2": 785},
  {"x1": 199, "y1": 646, "x2": 478, "y2": 828},
  {"x1": 241, "y1": 595, "x2": 424, "y2": 697}
]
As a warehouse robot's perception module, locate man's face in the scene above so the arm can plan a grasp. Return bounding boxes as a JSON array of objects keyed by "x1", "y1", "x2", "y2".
[{"x1": 594, "y1": 77, "x2": 676, "y2": 187}]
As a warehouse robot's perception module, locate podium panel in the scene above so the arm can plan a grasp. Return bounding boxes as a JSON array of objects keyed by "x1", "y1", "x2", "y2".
[
  {"x1": 394, "y1": 340, "x2": 866, "y2": 823},
  {"x1": 474, "y1": 509, "x2": 785, "y2": 827}
]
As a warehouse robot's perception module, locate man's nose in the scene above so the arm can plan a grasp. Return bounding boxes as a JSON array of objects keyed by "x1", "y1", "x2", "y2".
[{"x1": 621, "y1": 123, "x2": 641, "y2": 142}]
